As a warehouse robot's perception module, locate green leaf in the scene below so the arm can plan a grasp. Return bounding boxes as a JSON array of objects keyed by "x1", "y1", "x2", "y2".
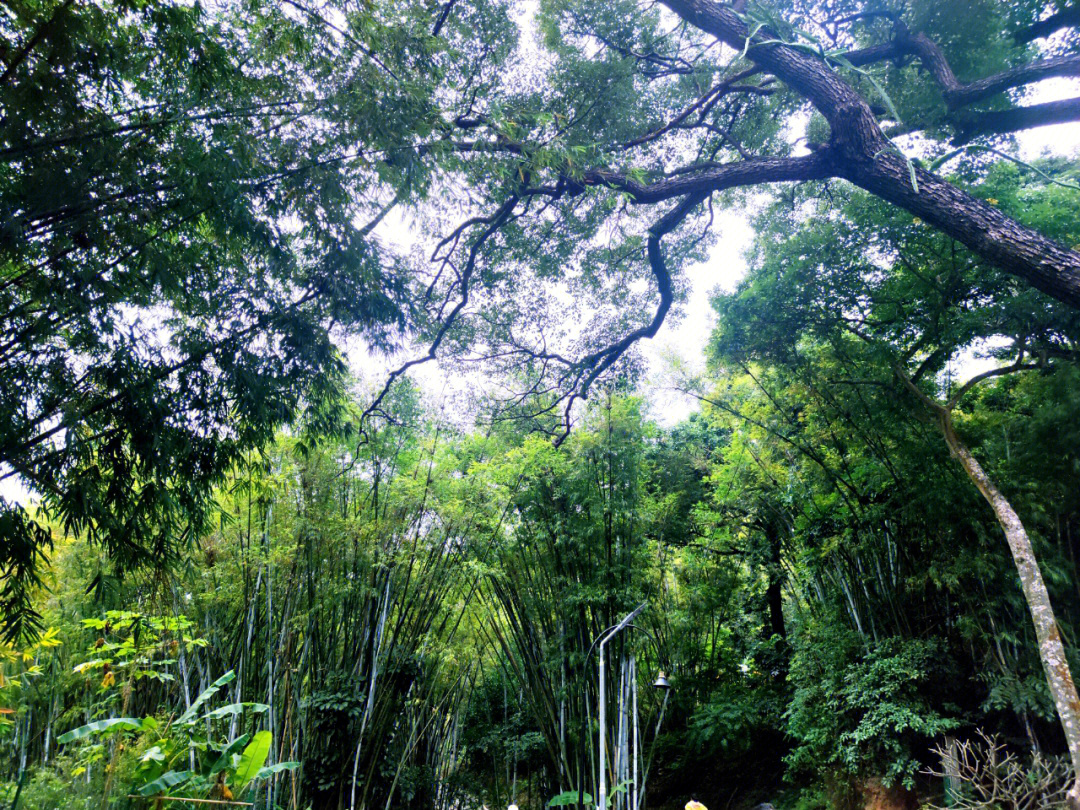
[
  {"x1": 177, "y1": 670, "x2": 236, "y2": 725},
  {"x1": 549, "y1": 790, "x2": 591, "y2": 807},
  {"x1": 251, "y1": 761, "x2": 301, "y2": 781},
  {"x1": 57, "y1": 717, "x2": 143, "y2": 744},
  {"x1": 234, "y1": 730, "x2": 272, "y2": 790},
  {"x1": 831, "y1": 53, "x2": 903, "y2": 125},
  {"x1": 208, "y1": 734, "x2": 250, "y2": 778},
  {"x1": 203, "y1": 701, "x2": 270, "y2": 720},
  {"x1": 137, "y1": 769, "x2": 193, "y2": 796}
]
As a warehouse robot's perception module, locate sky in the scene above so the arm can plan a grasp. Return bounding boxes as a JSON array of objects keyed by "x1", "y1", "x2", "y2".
[{"x1": 3, "y1": 72, "x2": 1079, "y2": 506}]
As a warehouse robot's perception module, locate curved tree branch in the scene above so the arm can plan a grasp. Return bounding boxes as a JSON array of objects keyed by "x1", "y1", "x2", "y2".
[
  {"x1": 360, "y1": 195, "x2": 519, "y2": 427},
  {"x1": 552, "y1": 191, "x2": 708, "y2": 444},
  {"x1": 900, "y1": 31, "x2": 1080, "y2": 109}
]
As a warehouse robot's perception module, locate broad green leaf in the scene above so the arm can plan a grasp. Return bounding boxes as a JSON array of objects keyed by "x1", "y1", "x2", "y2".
[
  {"x1": 57, "y1": 717, "x2": 142, "y2": 743},
  {"x1": 208, "y1": 733, "x2": 250, "y2": 778},
  {"x1": 234, "y1": 730, "x2": 272, "y2": 790},
  {"x1": 137, "y1": 769, "x2": 193, "y2": 796},
  {"x1": 251, "y1": 761, "x2": 301, "y2": 781},
  {"x1": 549, "y1": 790, "x2": 592, "y2": 807},
  {"x1": 203, "y1": 701, "x2": 270, "y2": 720},
  {"x1": 177, "y1": 670, "x2": 236, "y2": 725}
]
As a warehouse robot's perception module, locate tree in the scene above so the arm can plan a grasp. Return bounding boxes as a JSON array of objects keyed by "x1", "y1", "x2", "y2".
[
  {"x1": 7, "y1": 0, "x2": 1080, "y2": 642},
  {"x1": 0, "y1": 0, "x2": 499, "y2": 637},
  {"x1": 710, "y1": 164, "x2": 1080, "y2": 805}
]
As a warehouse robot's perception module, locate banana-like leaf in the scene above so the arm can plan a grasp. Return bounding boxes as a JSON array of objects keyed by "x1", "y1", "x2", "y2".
[
  {"x1": 136, "y1": 769, "x2": 193, "y2": 796},
  {"x1": 233, "y1": 730, "x2": 272, "y2": 790},
  {"x1": 251, "y1": 761, "x2": 300, "y2": 781},
  {"x1": 549, "y1": 790, "x2": 592, "y2": 807},
  {"x1": 208, "y1": 733, "x2": 250, "y2": 778},
  {"x1": 203, "y1": 701, "x2": 270, "y2": 720},
  {"x1": 57, "y1": 717, "x2": 143, "y2": 743},
  {"x1": 177, "y1": 670, "x2": 236, "y2": 725}
]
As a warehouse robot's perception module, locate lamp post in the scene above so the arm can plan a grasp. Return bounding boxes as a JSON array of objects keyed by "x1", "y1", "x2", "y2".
[{"x1": 577, "y1": 603, "x2": 671, "y2": 810}]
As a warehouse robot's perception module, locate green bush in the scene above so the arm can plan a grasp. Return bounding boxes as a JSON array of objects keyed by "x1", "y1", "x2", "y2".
[{"x1": 785, "y1": 630, "x2": 959, "y2": 790}]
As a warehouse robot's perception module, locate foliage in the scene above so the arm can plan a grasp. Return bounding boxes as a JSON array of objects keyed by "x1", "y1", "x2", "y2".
[
  {"x1": 7, "y1": 0, "x2": 1080, "y2": 644},
  {"x1": 786, "y1": 634, "x2": 959, "y2": 788},
  {"x1": 5, "y1": 3, "x2": 1080, "y2": 795},
  {"x1": 56, "y1": 662, "x2": 296, "y2": 801}
]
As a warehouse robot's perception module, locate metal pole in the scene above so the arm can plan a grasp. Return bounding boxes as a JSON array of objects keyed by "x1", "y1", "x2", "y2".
[
  {"x1": 631, "y1": 658, "x2": 638, "y2": 810},
  {"x1": 577, "y1": 603, "x2": 650, "y2": 810},
  {"x1": 598, "y1": 640, "x2": 607, "y2": 810}
]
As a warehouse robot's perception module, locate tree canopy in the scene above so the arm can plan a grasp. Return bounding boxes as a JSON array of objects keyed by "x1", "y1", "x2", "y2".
[
  {"x1": 4, "y1": 1, "x2": 1080, "y2": 808},
  {"x1": 5, "y1": 0, "x2": 1080, "y2": 635}
]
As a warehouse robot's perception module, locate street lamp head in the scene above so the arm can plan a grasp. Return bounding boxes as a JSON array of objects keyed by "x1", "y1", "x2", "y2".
[{"x1": 652, "y1": 670, "x2": 671, "y2": 690}]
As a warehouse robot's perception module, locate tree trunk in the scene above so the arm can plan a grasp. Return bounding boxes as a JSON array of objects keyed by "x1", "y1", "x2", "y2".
[
  {"x1": 938, "y1": 412, "x2": 1080, "y2": 808},
  {"x1": 765, "y1": 520, "x2": 787, "y2": 641}
]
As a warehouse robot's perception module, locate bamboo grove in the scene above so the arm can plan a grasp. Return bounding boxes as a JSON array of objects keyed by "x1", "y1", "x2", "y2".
[{"x1": 7, "y1": 241, "x2": 1080, "y2": 808}]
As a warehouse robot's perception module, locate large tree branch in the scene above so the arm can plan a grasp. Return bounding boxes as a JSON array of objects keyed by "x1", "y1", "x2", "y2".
[
  {"x1": 949, "y1": 53, "x2": 1080, "y2": 107},
  {"x1": 585, "y1": 151, "x2": 835, "y2": 202},
  {"x1": 900, "y1": 31, "x2": 1080, "y2": 109},
  {"x1": 952, "y1": 96, "x2": 1080, "y2": 143},
  {"x1": 841, "y1": 151, "x2": 1080, "y2": 307},
  {"x1": 1015, "y1": 5, "x2": 1080, "y2": 44},
  {"x1": 657, "y1": 0, "x2": 1080, "y2": 309},
  {"x1": 840, "y1": 31, "x2": 1080, "y2": 110}
]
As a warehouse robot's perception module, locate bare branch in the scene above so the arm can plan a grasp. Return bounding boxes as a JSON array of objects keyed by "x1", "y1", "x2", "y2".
[{"x1": 360, "y1": 195, "x2": 519, "y2": 427}]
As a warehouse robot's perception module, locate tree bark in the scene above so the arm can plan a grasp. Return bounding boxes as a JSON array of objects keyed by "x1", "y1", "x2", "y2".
[
  {"x1": 765, "y1": 520, "x2": 787, "y2": 641},
  {"x1": 937, "y1": 411, "x2": 1080, "y2": 809}
]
